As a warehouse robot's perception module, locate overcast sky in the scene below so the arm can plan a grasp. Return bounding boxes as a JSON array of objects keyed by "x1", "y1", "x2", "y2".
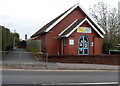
[{"x1": 0, "y1": 0, "x2": 119, "y2": 40}]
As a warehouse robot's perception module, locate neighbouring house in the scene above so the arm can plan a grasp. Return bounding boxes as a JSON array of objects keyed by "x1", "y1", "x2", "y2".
[{"x1": 31, "y1": 3, "x2": 106, "y2": 55}]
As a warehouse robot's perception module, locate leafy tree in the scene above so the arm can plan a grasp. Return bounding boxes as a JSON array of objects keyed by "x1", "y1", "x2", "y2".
[
  {"x1": 13, "y1": 32, "x2": 20, "y2": 46},
  {"x1": 0, "y1": 26, "x2": 20, "y2": 51}
]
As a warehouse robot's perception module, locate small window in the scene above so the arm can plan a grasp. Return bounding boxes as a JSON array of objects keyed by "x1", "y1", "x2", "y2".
[
  {"x1": 79, "y1": 49, "x2": 83, "y2": 54},
  {"x1": 79, "y1": 37, "x2": 83, "y2": 42},
  {"x1": 79, "y1": 43, "x2": 83, "y2": 48},
  {"x1": 84, "y1": 49, "x2": 88, "y2": 54},
  {"x1": 69, "y1": 39, "x2": 74, "y2": 45},
  {"x1": 84, "y1": 37, "x2": 88, "y2": 42},
  {"x1": 84, "y1": 43, "x2": 88, "y2": 48}
]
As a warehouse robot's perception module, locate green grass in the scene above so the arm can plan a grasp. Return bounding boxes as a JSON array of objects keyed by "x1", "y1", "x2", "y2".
[{"x1": 27, "y1": 47, "x2": 40, "y2": 53}]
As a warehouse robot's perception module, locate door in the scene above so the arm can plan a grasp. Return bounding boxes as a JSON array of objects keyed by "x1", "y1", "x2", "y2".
[{"x1": 78, "y1": 35, "x2": 89, "y2": 55}]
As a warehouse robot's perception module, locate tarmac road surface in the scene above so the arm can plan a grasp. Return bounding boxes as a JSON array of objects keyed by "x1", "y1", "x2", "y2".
[{"x1": 2, "y1": 69, "x2": 119, "y2": 85}]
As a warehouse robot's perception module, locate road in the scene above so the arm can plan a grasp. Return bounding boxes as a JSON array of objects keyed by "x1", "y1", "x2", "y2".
[{"x1": 2, "y1": 69, "x2": 119, "y2": 85}]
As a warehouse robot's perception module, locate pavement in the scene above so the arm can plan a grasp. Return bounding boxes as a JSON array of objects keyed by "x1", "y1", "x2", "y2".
[
  {"x1": 56, "y1": 63, "x2": 119, "y2": 70},
  {"x1": 2, "y1": 62, "x2": 119, "y2": 70},
  {"x1": 1, "y1": 47, "x2": 119, "y2": 70}
]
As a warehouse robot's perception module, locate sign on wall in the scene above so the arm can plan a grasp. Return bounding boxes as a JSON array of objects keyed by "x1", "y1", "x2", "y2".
[
  {"x1": 77, "y1": 27, "x2": 91, "y2": 33},
  {"x1": 69, "y1": 39, "x2": 74, "y2": 45},
  {"x1": 91, "y1": 42, "x2": 94, "y2": 46}
]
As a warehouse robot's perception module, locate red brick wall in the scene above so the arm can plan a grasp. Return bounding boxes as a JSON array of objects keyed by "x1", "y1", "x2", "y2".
[
  {"x1": 63, "y1": 22, "x2": 102, "y2": 55},
  {"x1": 94, "y1": 37, "x2": 103, "y2": 55},
  {"x1": 40, "y1": 34, "x2": 46, "y2": 53},
  {"x1": 47, "y1": 55, "x2": 119, "y2": 65}
]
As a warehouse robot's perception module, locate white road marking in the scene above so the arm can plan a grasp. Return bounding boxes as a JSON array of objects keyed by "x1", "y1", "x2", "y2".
[
  {"x1": 42, "y1": 82, "x2": 118, "y2": 85},
  {"x1": 2, "y1": 69, "x2": 118, "y2": 72}
]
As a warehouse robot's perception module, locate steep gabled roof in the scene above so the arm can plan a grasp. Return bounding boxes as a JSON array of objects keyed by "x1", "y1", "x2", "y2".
[
  {"x1": 59, "y1": 18, "x2": 104, "y2": 38},
  {"x1": 31, "y1": 3, "x2": 105, "y2": 38},
  {"x1": 31, "y1": 6, "x2": 74, "y2": 38}
]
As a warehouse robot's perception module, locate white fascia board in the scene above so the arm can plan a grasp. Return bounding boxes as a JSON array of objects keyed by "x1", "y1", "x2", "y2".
[
  {"x1": 78, "y1": 4, "x2": 106, "y2": 34},
  {"x1": 66, "y1": 18, "x2": 86, "y2": 37},
  {"x1": 85, "y1": 19, "x2": 104, "y2": 38},
  {"x1": 59, "y1": 19, "x2": 78, "y2": 36},
  {"x1": 66, "y1": 18, "x2": 104, "y2": 38},
  {"x1": 45, "y1": 4, "x2": 79, "y2": 32}
]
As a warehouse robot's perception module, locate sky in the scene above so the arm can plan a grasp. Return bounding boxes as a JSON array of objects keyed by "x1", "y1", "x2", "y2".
[{"x1": 0, "y1": 0, "x2": 119, "y2": 40}]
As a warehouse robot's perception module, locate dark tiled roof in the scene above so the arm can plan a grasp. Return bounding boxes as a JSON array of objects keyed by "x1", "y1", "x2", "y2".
[
  {"x1": 60, "y1": 18, "x2": 85, "y2": 37},
  {"x1": 31, "y1": 6, "x2": 73, "y2": 38}
]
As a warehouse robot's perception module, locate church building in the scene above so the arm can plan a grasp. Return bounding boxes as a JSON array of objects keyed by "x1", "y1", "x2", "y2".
[{"x1": 31, "y1": 3, "x2": 105, "y2": 55}]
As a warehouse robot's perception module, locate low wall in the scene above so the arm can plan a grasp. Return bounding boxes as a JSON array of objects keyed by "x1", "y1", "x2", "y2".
[{"x1": 47, "y1": 55, "x2": 119, "y2": 65}]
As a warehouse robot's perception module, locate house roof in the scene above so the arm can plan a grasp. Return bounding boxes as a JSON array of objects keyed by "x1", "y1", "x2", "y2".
[
  {"x1": 31, "y1": 3, "x2": 105, "y2": 38},
  {"x1": 31, "y1": 6, "x2": 74, "y2": 38},
  {"x1": 59, "y1": 18, "x2": 104, "y2": 38}
]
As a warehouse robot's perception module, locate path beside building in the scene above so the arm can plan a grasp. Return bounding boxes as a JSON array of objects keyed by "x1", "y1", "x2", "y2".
[{"x1": 2, "y1": 47, "x2": 36, "y2": 64}]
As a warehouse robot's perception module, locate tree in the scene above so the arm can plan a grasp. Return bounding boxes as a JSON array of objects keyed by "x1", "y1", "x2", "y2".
[
  {"x1": 89, "y1": 2, "x2": 120, "y2": 53},
  {"x1": 14, "y1": 32, "x2": 20, "y2": 46},
  {"x1": 0, "y1": 26, "x2": 20, "y2": 51}
]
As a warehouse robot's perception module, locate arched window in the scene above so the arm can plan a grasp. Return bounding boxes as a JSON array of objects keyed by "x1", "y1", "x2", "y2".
[{"x1": 78, "y1": 35, "x2": 89, "y2": 55}]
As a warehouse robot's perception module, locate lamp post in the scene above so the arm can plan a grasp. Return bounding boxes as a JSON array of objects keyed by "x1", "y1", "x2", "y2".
[{"x1": 13, "y1": 30, "x2": 16, "y2": 49}]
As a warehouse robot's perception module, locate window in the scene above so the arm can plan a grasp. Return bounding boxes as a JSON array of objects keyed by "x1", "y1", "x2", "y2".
[
  {"x1": 69, "y1": 39, "x2": 74, "y2": 45},
  {"x1": 78, "y1": 35, "x2": 89, "y2": 55}
]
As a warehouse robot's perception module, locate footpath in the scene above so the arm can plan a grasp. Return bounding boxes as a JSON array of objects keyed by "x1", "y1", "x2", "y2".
[{"x1": 2, "y1": 62, "x2": 118, "y2": 70}]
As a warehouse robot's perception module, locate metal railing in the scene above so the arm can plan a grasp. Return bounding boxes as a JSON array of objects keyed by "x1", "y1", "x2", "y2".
[{"x1": 109, "y1": 50, "x2": 120, "y2": 55}]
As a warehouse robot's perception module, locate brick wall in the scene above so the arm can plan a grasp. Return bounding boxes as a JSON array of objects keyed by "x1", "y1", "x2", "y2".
[
  {"x1": 46, "y1": 55, "x2": 119, "y2": 65},
  {"x1": 94, "y1": 37, "x2": 103, "y2": 55}
]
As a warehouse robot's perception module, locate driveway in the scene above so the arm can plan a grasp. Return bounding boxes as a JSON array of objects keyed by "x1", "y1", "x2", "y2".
[{"x1": 2, "y1": 47, "x2": 36, "y2": 64}]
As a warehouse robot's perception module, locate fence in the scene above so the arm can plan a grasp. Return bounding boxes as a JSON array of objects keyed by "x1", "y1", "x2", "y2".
[
  {"x1": 26, "y1": 40, "x2": 41, "y2": 52},
  {"x1": 109, "y1": 50, "x2": 120, "y2": 55}
]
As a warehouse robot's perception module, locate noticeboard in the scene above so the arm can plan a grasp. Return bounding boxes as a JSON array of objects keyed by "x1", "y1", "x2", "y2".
[{"x1": 77, "y1": 27, "x2": 91, "y2": 33}]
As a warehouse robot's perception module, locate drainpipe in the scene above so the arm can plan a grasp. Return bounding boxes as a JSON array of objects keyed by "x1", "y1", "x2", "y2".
[
  {"x1": 93, "y1": 37, "x2": 95, "y2": 55},
  {"x1": 45, "y1": 34, "x2": 47, "y2": 53},
  {"x1": 93, "y1": 36, "x2": 97, "y2": 55},
  {"x1": 61, "y1": 38, "x2": 64, "y2": 55}
]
